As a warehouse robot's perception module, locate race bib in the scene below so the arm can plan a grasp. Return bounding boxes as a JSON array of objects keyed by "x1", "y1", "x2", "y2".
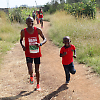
[
  {"x1": 28, "y1": 37, "x2": 39, "y2": 53},
  {"x1": 29, "y1": 45, "x2": 39, "y2": 53},
  {"x1": 40, "y1": 13, "x2": 42, "y2": 15}
]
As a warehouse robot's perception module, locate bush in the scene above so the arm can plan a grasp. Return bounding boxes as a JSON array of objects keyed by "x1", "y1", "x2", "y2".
[
  {"x1": 9, "y1": 8, "x2": 25, "y2": 23},
  {"x1": 64, "y1": 0, "x2": 97, "y2": 19},
  {"x1": 46, "y1": 11, "x2": 100, "y2": 74}
]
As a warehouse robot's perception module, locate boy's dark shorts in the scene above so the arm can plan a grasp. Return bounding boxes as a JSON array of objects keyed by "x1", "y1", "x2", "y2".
[{"x1": 26, "y1": 57, "x2": 40, "y2": 64}]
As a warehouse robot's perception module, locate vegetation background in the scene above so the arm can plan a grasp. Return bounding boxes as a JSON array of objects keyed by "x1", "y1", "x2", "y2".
[{"x1": 0, "y1": 0, "x2": 100, "y2": 74}]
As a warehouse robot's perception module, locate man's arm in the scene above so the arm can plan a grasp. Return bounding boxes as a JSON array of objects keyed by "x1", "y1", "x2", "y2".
[
  {"x1": 36, "y1": 28, "x2": 47, "y2": 47},
  {"x1": 20, "y1": 29, "x2": 26, "y2": 51}
]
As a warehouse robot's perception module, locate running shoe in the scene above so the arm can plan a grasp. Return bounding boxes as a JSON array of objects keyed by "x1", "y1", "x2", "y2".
[
  {"x1": 36, "y1": 84, "x2": 41, "y2": 91},
  {"x1": 30, "y1": 76, "x2": 34, "y2": 84},
  {"x1": 65, "y1": 81, "x2": 69, "y2": 85},
  {"x1": 33, "y1": 73, "x2": 35, "y2": 77}
]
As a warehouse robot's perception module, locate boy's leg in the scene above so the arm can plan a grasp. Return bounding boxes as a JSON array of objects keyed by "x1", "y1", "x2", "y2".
[
  {"x1": 69, "y1": 62, "x2": 76, "y2": 74},
  {"x1": 63, "y1": 65, "x2": 70, "y2": 83}
]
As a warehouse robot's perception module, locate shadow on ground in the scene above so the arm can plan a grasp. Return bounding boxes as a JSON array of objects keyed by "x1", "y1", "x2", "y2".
[
  {"x1": 0, "y1": 89, "x2": 36, "y2": 100},
  {"x1": 42, "y1": 84, "x2": 68, "y2": 100}
]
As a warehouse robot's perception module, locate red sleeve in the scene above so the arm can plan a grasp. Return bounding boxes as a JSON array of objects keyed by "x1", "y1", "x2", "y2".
[
  {"x1": 60, "y1": 47, "x2": 64, "y2": 54},
  {"x1": 72, "y1": 45, "x2": 75, "y2": 50}
]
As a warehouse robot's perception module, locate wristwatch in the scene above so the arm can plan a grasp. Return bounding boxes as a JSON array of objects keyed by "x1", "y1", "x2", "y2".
[{"x1": 40, "y1": 43, "x2": 42, "y2": 46}]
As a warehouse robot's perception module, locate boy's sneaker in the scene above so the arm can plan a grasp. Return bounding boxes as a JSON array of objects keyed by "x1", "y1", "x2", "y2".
[
  {"x1": 65, "y1": 81, "x2": 69, "y2": 85},
  {"x1": 36, "y1": 84, "x2": 41, "y2": 91},
  {"x1": 30, "y1": 76, "x2": 34, "y2": 84}
]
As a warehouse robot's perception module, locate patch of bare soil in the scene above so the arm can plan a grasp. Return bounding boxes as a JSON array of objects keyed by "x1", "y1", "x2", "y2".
[{"x1": 0, "y1": 21, "x2": 100, "y2": 100}]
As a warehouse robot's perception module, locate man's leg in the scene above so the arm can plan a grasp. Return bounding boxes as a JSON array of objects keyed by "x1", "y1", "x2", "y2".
[
  {"x1": 35, "y1": 64, "x2": 40, "y2": 84},
  {"x1": 26, "y1": 57, "x2": 34, "y2": 84},
  {"x1": 26, "y1": 57, "x2": 33, "y2": 77},
  {"x1": 35, "y1": 64, "x2": 41, "y2": 90},
  {"x1": 27, "y1": 63, "x2": 34, "y2": 84},
  {"x1": 41, "y1": 19, "x2": 43, "y2": 28},
  {"x1": 27, "y1": 63, "x2": 33, "y2": 77},
  {"x1": 34, "y1": 57, "x2": 41, "y2": 90},
  {"x1": 40, "y1": 19, "x2": 43, "y2": 28}
]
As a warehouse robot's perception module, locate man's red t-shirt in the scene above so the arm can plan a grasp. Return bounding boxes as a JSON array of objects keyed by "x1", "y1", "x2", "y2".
[
  {"x1": 24, "y1": 27, "x2": 42, "y2": 58},
  {"x1": 60, "y1": 44, "x2": 75, "y2": 65},
  {"x1": 39, "y1": 11, "x2": 43, "y2": 18}
]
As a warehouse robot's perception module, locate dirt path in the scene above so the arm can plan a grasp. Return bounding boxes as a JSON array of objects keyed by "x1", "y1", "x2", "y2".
[{"x1": 0, "y1": 21, "x2": 100, "y2": 100}]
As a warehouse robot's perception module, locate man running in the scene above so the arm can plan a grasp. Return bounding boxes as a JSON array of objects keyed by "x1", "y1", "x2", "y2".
[{"x1": 20, "y1": 16, "x2": 47, "y2": 91}]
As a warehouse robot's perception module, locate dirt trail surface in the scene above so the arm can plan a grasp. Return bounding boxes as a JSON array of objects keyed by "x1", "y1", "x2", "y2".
[{"x1": 0, "y1": 21, "x2": 100, "y2": 100}]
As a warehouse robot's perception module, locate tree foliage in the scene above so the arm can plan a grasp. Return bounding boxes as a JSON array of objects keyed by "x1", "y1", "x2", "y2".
[
  {"x1": 64, "y1": 0, "x2": 97, "y2": 19},
  {"x1": 9, "y1": 8, "x2": 24, "y2": 23},
  {"x1": 43, "y1": 0, "x2": 97, "y2": 19},
  {"x1": 67, "y1": 0, "x2": 82, "y2": 3},
  {"x1": 43, "y1": 1, "x2": 59, "y2": 14}
]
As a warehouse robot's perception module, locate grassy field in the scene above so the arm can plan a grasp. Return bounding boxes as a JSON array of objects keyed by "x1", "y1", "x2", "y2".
[
  {"x1": 44, "y1": 11, "x2": 100, "y2": 74},
  {"x1": 0, "y1": 11, "x2": 25, "y2": 66},
  {"x1": 0, "y1": 9, "x2": 100, "y2": 74}
]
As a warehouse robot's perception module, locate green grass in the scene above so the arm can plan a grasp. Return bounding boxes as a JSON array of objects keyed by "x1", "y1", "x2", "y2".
[
  {"x1": 43, "y1": 14, "x2": 51, "y2": 22},
  {"x1": 0, "y1": 11, "x2": 25, "y2": 67},
  {"x1": 44, "y1": 11, "x2": 100, "y2": 74}
]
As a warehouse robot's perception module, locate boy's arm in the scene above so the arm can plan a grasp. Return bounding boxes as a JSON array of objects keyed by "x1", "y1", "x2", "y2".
[
  {"x1": 20, "y1": 29, "x2": 26, "y2": 51},
  {"x1": 73, "y1": 50, "x2": 76, "y2": 58},
  {"x1": 60, "y1": 52, "x2": 67, "y2": 57},
  {"x1": 60, "y1": 47, "x2": 66, "y2": 57}
]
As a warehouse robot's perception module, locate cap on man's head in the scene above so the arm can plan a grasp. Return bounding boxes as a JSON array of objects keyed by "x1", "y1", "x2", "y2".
[{"x1": 26, "y1": 16, "x2": 34, "y2": 22}]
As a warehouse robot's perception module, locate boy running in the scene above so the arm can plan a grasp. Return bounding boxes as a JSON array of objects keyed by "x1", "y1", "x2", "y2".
[
  {"x1": 20, "y1": 16, "x2": 47, "y2": 90},
  {"x1": 60, "y1": 36, "x2": 76, "y2": 85}
]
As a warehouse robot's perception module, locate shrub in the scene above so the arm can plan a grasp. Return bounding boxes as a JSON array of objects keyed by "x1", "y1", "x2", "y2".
[
  {"x1": 9, "y1": 8, "x2": 25, "y2": 23},
  {"x1": 64, "y1": 0, "x2": 97, "y2": 19}
]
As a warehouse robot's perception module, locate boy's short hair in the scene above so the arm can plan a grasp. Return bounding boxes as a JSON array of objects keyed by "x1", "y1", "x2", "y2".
[{"x1": 63, "y1": 36, "x2": 70, "y2": 40}]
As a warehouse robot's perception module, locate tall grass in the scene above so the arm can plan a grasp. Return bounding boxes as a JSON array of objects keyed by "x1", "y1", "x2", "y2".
[
  {"x1": 0, "y1": 11, "x2": 25, "y2": 66},
  {"x1": 45, "y1": 11, "x2": 100, "y2": 74}
]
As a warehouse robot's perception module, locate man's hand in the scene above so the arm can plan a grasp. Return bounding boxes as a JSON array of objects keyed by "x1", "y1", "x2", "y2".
[
  {"x1": 22, "y1": 46, "x2": 26, "y2": 51},
  {"x1": 35, "y1": 43, "x2": 41, "y2": 47}
]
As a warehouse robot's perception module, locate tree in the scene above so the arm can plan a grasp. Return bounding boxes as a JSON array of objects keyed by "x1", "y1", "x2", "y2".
[
  {"x1": 67, "y1": 0, "x2": 82, "y2": 3},
  {"x1": 60, "y1": 0, "x2": 65, "y2": 4},
  {"x1": 43, "y1": 0, "x2": 59, "y2": 14}
]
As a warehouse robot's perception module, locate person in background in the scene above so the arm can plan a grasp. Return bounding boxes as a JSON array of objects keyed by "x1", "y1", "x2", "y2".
[
  {"x1": 32, "y1": 10, "x2": 35, "y2": 20},
  {"x1": 39, "y1": 8, "x2": 43, "y2": 28},
  {"x1": 36, "y1": 11, "x2": 39, "y2": 24}
]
